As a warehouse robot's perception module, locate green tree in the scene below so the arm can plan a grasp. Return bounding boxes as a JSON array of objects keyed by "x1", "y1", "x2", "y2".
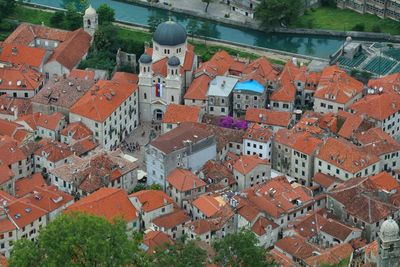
[
  {"x1": 351, "y1": 23, "x2": 365, "y2": 31},
  {"x1": 255, "y1": 0, "x2": 302, "y2": 28},
  {"x1": 0, "y1": 0, "x2": 15, "y2": 19},
  {"x1": 213, "y1": 229, "x2": 274, "y2": 267},
  {"x1": 97, "y1": 4, "x2": 115, "y2": 25},
  {"x1": 202, "y1": 0, "x2": 213, "y2": 13},
  {"x1": 9, "y1": 213, "x2": 135, "y2": 267},
  {"x1": 94, "y1": 23, "x2": 119, "y2": 51},
  {"x1": 8, "y1": 238, "x2": 40, "y2": 267},
  {"x1": 150, "y1": 238, "x2": 207, "y2": 267},
  {"x1": 64, "y1": 4, "x2": 83, "y2": 30},
  {"x1": 49, "y1": 10, "x2": 66, "y2": 29},
  {"x1": 62, "y1": 0, "x2": 88, "y2": 12},
  {"x1": 186, "y1": 19, "x2": 199, "y2": 41},
  {"x1": 148, "y1": 15, "x2": 163, "y2": 34}
]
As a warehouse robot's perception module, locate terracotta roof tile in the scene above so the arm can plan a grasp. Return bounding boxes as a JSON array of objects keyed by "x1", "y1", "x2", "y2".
[
  {"x1": 142, "y1": 231, "x2": 173, "y2": 254},
  {"x1": 152, "y1": 208, "x2": 190, "y2": 229},
  {"x1": 47, "y1": 28, "x2": 91, "y2": 70},
  {"x1": 274, "y1": 235, "x2": 321, "y2": 260},
  {"x1": 0, "y1": 136, "x2": 27, "y2": 166},
  {"x1": 69, "y1": 69, "x2": 95, "y2": 81},
  {"x1": 304, "y1": 243, "x2": 353, "y2": 266},
  {"x1": 60, "y1": 122, "x2": 92, "y2": 141},
  {"x1": 192, "y1": 195, "x2": 227, "y2": 218},
  {"x1": 316, "y1": 137, "x2": 380, "y2": 174},
  {"x1": 70, "y1": 80, "x2": 137, "y2": 122},
  {"x1": 15, "y1": 173, "x2": 46, "y2": 198},
  {"x1": 130, "y1": 190, "x2": 173, "y2": 213},
  {"x1": 34, "y1": 139, "x2": 72, "y2": 163},
  {"x1": 233, "y1": 155, "x2": 269, "y2": 175},
  {"x1": 111, "y1": 72, "x2": 138, "y2": 84},
  {"x1": 184, "y1": 75, "x2": 211, "y2": 101},
  {"x1": 0, "y1": 164, "x2": 13, "y2": 185},
  {"x1": 0, "y1": 64, "x2": 44, "y2": 92},
  {"x1": 36, "y1": 112, "x2": 64, "y2": 131},
  {"x1": 166, "y1": 168, "x2": 206, "y2": 192},
  {"x1": 369, "y1": 171, "x2": 399, "y2": 192},
  {"x1": 349, "y1": 91, "x2": 400, "y2": 121},
  {"x1": 0, "y1": 43, "x2": 46, "y2": 69},
  {"x1": 24, "y1": 185, "x2": 73, "y2": 213},
  {"x1": 4, "y1": 23, "x2": 70, "y2": 45},
  {"x1": 66, "y1": 188, "x2": 137, "y2": 223},
  {"x1": 356, "y1": 128, "x2": 400, "y2": 156},
  {"x1": 251, "y1": 216, "x2": 278, "y2": 236},
  {"x1": 243, "y1": 123, "x2": 273, "y2": 142},
  {"x1": 6, "y1": 198, "x2": 47, "y2": 228},
  {"x1": 162, "y1": 104, "x2": 201, "y2": 124},
  {"x1": 315, "y1": 65, "x2": 364, "y2": 104},
  {"x1": 368, "y1": 72, "x2": 400, "y2": 94},
  {"x1": 245, "y1": 108, "x2": 291, "y2": 127}
]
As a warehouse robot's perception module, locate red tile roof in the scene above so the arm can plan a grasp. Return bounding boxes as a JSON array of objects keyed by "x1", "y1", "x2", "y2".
[
  {"x1": 142, "y1": 231, "x2": 173, "y2": 254},
  {"x1": 270, "y1": 61, "x2": 301, "y2": 103},
  {"x1": 36, "y1": 112, "x2": 64, "y2": 131},
  {"x1": 192, "y1": 195, "x2": 227, "y2": 218},
  {"x1": 184, "y1": 75, "x2": 211, "y2": 101},
  {"x1": 243, "y1": 123, "x2": 273, "y2": 143},
  {"x1": 245, "y1": 108, "x2": 291, "y2": 127},
  {"x1": 315, "y1": 65, "x2": 364, "y2": 104},
  {"x1": 316, "y1": 137, "x2": 380, "y2": 174},
  {"x1": 69, "y1": 69, "x2": 95, "y2": 81},
  {"x1": 70, "y1": 80, "x2": 137, "y2": 122},
  {"x1": 356, "y1": 128, "x2": 400, "y2": 156},
  {"x1": 242, "y1": 57, "x2": 278, "y2": 85},
  {"x1": 0, "y1": 64, "x2": 43, "y2": 92},
  {"x1": 0, "y1": 136, "x2": 27, "y2": 166},
  {"x1": 338, "y1": 113, "x2": 364, "y2": 139},
  {"x1": 251, "y1": 216, "x2": 278, "y2": 236},
  {"x1": 196, "y1": 50, "x2": 234, "y2": 77},
  {"x1": 233, "y1": 155, "x2": 269, "y2": 175},
  {"x1": 312, "y1": 172, "x2": 338, "y2": 188},
  {"x1": 60, "y1": 122, "x2": 92, "y2": 141},
  {"x1": 162, "y1": 104, "x2": 201, "y2": 124},
  {"x1": 291, "y1": 133, "x2": 322, "y2": 155},
  {"x1": 274, "y1": 235, "x2": 321, "y2": 260},
  {"x1": 34, "y1": 139, "x2": 72, "y2": 163},
  {"x1": 152, "y1": 208, "x2": 190, "y2": 229},
  {"x1": 369, "y1": 171, "x2": 399, "y2": 192},
  {"x1": 349, "y1": 91, "x2": 400, "y2": 121},
  {"x1": 368, "y1": 72, "x2": 400, "y2": 94},
  {"x1": 6, "y1": 198, "x2": 47, "y2": 228},
  {"x1": 112, "y1": 72, "x2": 138, "y2": 84},
  {"x1": 0, "y1": 43, "x2": 46, "y2": 69},
  {"x1": 0, "y1": 164, "x2": 13, "y2": 185},
  {"x1": 166, "y1": 168, "x2": 206, "y2": 192},
  {"x1": 304, "y1": 243, "x2": 353, "y2": 266},
  {"x1": 47, "y1": 28, "x2": 91, "y2": 70},
  {"x1": 130, "y1": 190, "x2": 173, "y2": 213},
  {"x1": 24, "y1": 185, "x2": 73, "y2": 213},
  {"x1": 4, "y1": 23, "x2": 70, "y2": 45},
  {"x1": 66, "y1": 188, "x2": 137, "y2": 223},
  {"x1": 15, "y1": 173, "x2": 46, "y2": 198}
]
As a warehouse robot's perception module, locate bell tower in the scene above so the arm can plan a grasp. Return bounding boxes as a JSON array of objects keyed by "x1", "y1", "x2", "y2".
[
  {"x1": 378, "y1": 218, "x2": 400, "y2": 267},
  {"x1": 83, "y1": 5, "x2": 98, "y2": 36}
]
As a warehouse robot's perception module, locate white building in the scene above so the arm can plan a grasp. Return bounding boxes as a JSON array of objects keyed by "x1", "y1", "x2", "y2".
[
  {"x1": 138, "y1": 21, "x2": 197, "y2": 122},
  {"x1": 69, "y1": 80, "x2": 139, "y2": 150},
  {"x1": 243, "y1": 123, "x2": 273, "y2": 160}
]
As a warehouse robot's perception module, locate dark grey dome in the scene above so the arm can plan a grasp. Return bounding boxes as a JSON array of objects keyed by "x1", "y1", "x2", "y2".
[
  {"x1": 139, "y1": 53, "x2": 152, "y2": 64},
  {"x1": 153, "y1": 21, "x2": 187, "y2": 46},
  {"x1": 168, "y1": 56, "x2": 180, "y2": 67}
]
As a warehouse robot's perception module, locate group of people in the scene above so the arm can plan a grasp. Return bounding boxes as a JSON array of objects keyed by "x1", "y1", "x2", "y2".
[{"x1": 121, "y1": 141, "x2": 140, "y2": 153}]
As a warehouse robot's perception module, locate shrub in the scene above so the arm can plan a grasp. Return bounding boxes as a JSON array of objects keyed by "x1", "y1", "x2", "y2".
[
  {"x1": 351, "y1": 23, "x2": 365, "y2": 32},
  {"x1": 372, "y1": 24, "x2": 382, "y2": 33}
]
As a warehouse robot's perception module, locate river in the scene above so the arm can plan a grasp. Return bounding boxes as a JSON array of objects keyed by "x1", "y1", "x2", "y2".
[{"x1": 29, "y1": 0, "x2": 350, "y2": 59}]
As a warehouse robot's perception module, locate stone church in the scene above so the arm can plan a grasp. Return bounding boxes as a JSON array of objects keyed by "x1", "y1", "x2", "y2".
[{"x1": 138, "y1": 20, "x2": 197, "y2": 122}]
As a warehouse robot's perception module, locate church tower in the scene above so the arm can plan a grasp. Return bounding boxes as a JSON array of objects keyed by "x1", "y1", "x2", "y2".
[
  {"x1": 83, "y1": 5, "x2": 98, "y2": 36},
  {"x1": 378, "y1": 218, "x2": 400, "y2": 267}
]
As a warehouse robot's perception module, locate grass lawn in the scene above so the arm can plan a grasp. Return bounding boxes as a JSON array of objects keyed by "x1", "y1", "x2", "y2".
[
  {"x1": 292, "y1": 7, "x2": 400, "y2": 35},
  {"x1": 7, "y1": 5, "x2": 53, "y2": 26}
]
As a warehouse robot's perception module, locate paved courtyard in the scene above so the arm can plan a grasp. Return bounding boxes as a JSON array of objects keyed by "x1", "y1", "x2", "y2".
[
  {"x1": 121, "y1": 121, "x2": 161, "y2": 169},
  {"x1": 139, "y1": 0, "x2": 257, "y2": 26}
]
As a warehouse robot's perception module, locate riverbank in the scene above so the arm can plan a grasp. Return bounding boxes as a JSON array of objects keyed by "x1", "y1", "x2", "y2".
[{"x1": 9, "y1": 4, "x2": 315, "y2": 65}]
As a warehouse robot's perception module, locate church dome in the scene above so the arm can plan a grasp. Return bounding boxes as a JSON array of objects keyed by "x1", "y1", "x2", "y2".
[
  {"x1": 153, "y1": 21, "x2": 187, "y2": 46},
  {"x1": 85, "y1": 5, "x2": 96, "y2": 16},
  {"x1": 168, "y1": 56, "x2": 180, "y2": 67},
  {"x1": 380, "y1": 218, "x2": 399, "y2": 240},
  {"x1": 139, "y1": 53, "x2": 152, "y2": 64}
]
